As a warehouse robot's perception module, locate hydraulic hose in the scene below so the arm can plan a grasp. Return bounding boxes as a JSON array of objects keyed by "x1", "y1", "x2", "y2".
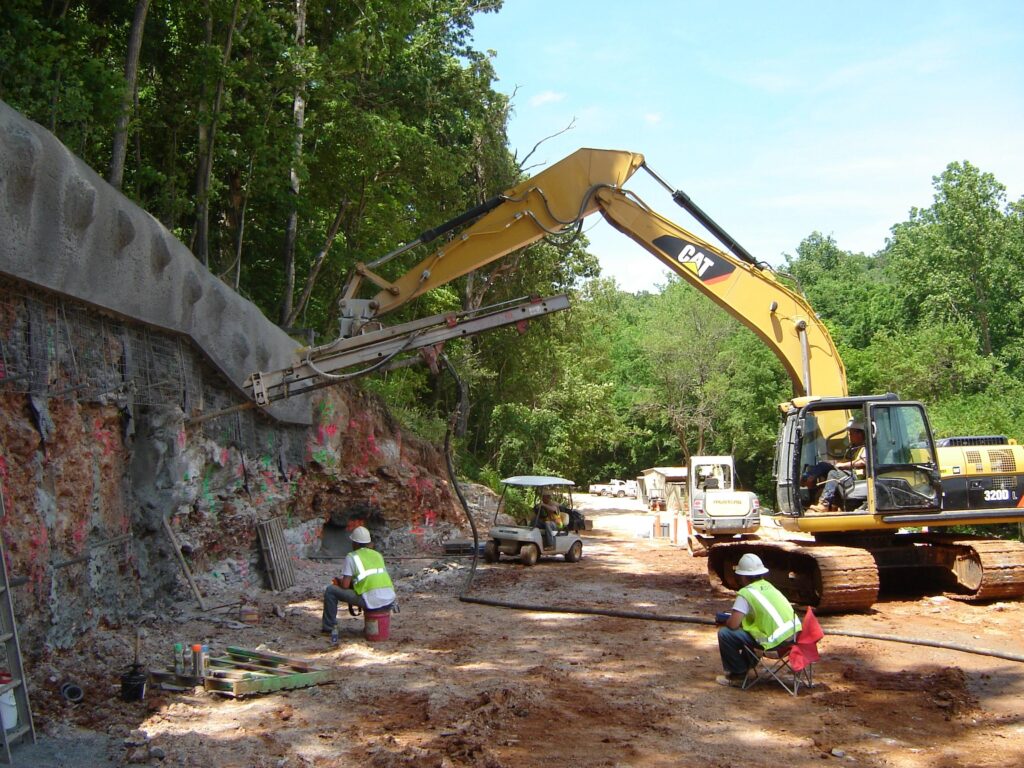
[{"x1": 435, "y1": 356, "x2": 1024, "y2": 666}]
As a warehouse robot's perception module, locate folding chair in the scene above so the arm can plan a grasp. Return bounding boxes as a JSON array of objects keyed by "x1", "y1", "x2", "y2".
[{"x1": 742, "y1": 607, "x2": 823, "y2": 695}]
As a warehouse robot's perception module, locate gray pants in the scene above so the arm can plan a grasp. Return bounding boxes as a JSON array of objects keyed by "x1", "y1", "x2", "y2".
[{"x1": 322, "y1": 584, "x2": 366, "y2": 632}]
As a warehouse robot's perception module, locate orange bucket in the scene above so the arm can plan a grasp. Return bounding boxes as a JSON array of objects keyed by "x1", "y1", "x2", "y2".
[{"x1": 363, "y1": 609, "x2": 391, "y2": 642}]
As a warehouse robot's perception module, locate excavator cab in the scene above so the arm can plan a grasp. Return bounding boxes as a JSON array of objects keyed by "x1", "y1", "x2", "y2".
[
  {"x1": 866, "y1": 401, "x2": 942, "y2": 513},
  {"x1": 775, "y1": 395, "x2": 942, "y2": 521}
]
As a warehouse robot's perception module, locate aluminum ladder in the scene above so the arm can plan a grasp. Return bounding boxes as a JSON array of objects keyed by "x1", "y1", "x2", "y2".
[{"x1": 0, "y1": 501, "x2": 36, "y2": 763}]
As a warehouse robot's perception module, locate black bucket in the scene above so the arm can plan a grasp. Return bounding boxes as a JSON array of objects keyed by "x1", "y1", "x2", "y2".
[{"x1": 120, "y1": 665, "x2": 147, "y2": 702}]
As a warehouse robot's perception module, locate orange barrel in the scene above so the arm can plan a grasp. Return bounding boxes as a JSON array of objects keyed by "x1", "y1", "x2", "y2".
[{"x1": 363, "y1": 609, "x2": 391, "y2": 642}]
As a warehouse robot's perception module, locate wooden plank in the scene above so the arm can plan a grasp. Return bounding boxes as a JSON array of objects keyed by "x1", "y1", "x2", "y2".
[
  {"x1": 268, "y1": 520, "x2": 285, "y2": 591},
  {"x1": 204, "y1": 668, "x2": 334, "y2": 697},
  {"x1": 257, "y1": 520, "x2": 284, "y2": 592},
  {"x1": 268, "y1": 517, "x2": 295, "y2": 588},
  {"x1": 209, "y1": 658, "x2": 303, "y2": 676},
  {"x1": 257, "y1": 517, "x2": 296, "y2": 592},
  {"x1": 256, "y1": 522, "x2": 277, "y2": 592},
  {"x1": 163, "y1": 516, "x2": 208, "y2": 609},
  {"x1": 223, "y1": 646, "x2": 318, "y2": 670}
]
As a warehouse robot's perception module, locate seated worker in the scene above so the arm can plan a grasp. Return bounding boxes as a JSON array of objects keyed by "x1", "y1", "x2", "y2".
[
  {"x1": 321, "y1": 526, "x2": 395, "y2": 636},
  {"x1": 715, "y1": 553, "x2": 802, "y2": 687},
  {"x1": 802, "y1": 420, "x2": 867, "y2": 512},
  {"x1": 534, "y1": 491, "x2": 563, "y2": 549}
]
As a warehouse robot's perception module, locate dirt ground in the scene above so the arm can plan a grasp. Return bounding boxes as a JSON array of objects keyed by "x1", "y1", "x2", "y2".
[{"x1": 16, "y1": 494, "x2": 1024, "y2": 768}]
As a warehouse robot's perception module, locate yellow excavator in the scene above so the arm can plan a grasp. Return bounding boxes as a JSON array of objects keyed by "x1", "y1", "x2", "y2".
[{"x1": 251, "y1": 148, "x2": 1024, "y2": 612}]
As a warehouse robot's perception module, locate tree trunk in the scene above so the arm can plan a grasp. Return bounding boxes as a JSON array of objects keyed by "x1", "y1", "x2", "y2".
[
  {"x1": 285, "y1": 199, "x2": 348, "y2": 329},
  {"x1": 165, "y1": 126, "x2": 179, "y2": 230},
  {"x1": 108, "y1": 0, "x2": 150, "y2": 190},
  {"x1": 192, "y1": 0, "x2": 241, "y2": 266},
  {"x1": 190, "y1": 5, "x2": 213, "y2": 260},
  {"x1": 48, "y1": 0, "x2": 71, "y2": 131},
  {"x1": 222, "y1": 154, "x2": 254, "y2": 291},
  {"x1": 132, "y1": 87, "x2": 143, "y2": 198},
  {"x1": 280, "y1": 0, "x2": 307, "y2": 325},
  {"x1": 673, "y1": 418, "x2": 691, "y2": 467}
]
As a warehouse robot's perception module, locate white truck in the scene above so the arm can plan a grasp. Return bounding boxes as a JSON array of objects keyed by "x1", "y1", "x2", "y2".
[
  {"x1": 588, "y1": 478, "x2": 638, "y2": 498},
  {"x1": 684, "y1": 456, "x2": 760, "y2": 555}
]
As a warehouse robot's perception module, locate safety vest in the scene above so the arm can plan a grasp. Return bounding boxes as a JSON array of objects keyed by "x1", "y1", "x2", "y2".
[
  {"x1": 737, "y1": 580, "x2": 801, "y2": 649},
  {"x1": 349, "y1": 548, "x2": 393, "y2": 596}
]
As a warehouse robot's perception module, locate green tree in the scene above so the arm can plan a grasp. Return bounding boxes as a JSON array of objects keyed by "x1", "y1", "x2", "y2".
[
  {"x1": 886, "y1": 161, "x2": 1023, "y2": 360},
  {"x1": 782, "y1": 232, "x2": 897, "y2": 351},
  {"x1": 633, "y1": 278, "x2": 737, "y2": 463}
]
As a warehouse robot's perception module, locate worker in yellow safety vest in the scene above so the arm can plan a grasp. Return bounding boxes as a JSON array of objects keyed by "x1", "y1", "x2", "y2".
[
  {"x1": 714, "y1": 553, "x2": 801, "y2": 687},
  {"x1": 321, "y1": 525, "x2": 396, "y2": 636}
]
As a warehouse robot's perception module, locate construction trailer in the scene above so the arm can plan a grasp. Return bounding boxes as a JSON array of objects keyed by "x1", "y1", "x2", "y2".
[{"x1": 639, "y1": 467, "x2": 689, "y2": 511}]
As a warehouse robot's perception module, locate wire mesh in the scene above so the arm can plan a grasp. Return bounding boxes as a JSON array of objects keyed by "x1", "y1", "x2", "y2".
[
  {"x1": 0, "y1": 281, "x2": 309, "y2": 460},
  {"x1": 1, "y1": 283, "x2": 208, "y2": 409}
]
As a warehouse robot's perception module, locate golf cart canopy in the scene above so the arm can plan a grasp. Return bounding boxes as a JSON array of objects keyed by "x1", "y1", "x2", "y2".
[{"x1": 501, "y1": 475, "x2": 575, "y2": 488}]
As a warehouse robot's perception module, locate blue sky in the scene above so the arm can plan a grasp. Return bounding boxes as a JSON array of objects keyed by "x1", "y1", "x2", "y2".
[{"x1": 470, "y1": 2, "x2": 1024, "y2": 292}]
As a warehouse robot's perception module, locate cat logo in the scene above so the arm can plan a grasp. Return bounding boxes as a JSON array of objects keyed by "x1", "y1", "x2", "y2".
[{"x1": 652, "y1": 234, "x2": 736, "y2": 285}]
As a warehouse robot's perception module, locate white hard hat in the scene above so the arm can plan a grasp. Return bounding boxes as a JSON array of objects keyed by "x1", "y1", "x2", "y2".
[
  {"x1": 848, "y1": 420, "x2": 865, "y2": 432},
  {"x1": 734, "y1": 553, "x2": 769, "y2": 576},
  {"x1": 350, "y1": 526, "x2": 371, "y2": 544}
]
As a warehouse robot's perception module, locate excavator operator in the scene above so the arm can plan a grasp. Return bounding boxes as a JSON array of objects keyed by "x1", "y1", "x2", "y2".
[{"x1": 803, "y1": 420, "x2": 867, "y2": 512}]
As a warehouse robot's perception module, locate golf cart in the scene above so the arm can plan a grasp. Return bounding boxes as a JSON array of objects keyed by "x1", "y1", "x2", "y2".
[{"x1": 483, "y1": 476, "x2": 585, "y2": 566}]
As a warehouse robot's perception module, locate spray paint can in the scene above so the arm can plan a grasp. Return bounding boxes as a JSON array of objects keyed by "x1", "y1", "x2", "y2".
[
  {"x1": 173, "y1": 643, "x2": 184, "y2": 675},
  {"x1": 191, "y1": 644, "x2": 204, "y2": 678}
]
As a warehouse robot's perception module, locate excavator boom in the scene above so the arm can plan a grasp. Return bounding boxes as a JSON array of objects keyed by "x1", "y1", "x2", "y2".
[{"x1": 343, "y1": 148, "x2": 846, "y2": 399}]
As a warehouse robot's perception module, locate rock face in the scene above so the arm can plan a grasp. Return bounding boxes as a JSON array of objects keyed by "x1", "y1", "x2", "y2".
[
  {"x1": 0, "y1": 99, "x2": 305, "y2": 426},
  {"x1": 0, "y1": 102, "x2": 461, "y2": 650}
]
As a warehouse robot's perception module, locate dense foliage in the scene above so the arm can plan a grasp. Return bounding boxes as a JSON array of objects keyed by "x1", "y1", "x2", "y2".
[{"x1": 3, "y1": 3, "x2": 1024, "y2": 517}]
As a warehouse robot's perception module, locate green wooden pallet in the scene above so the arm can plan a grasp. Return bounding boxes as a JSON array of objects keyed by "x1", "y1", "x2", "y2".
[{"x1": 203, "y1": 646, "x2": 336, "y2": 698}]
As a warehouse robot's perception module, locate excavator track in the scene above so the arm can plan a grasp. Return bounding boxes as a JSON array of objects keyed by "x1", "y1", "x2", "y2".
[
  {"x1": 935, "y1": 536, "x2": 1024, "y2": 601},
  {"x1": 708, "y1": 535, "x2": 1024, "y2": 612},
  {"x1": 708, "y1": 540, "x2": 879, "y2": 614}
]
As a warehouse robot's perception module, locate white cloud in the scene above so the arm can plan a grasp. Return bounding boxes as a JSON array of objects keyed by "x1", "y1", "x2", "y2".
[
  {"x1": 644, "y1": 113, "x2": 663, "y2": 125},
  {"x1": 530, "y1": 90, "x2": 566, "y2": 107}
]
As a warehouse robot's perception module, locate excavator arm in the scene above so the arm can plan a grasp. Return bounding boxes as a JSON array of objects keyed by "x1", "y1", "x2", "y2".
[
  {"x1": 341, "y1": 147, "x2": 847, "y2": 398},
  {"x1": 594, "y1": 186, "x2": 846, "y2": 398}
]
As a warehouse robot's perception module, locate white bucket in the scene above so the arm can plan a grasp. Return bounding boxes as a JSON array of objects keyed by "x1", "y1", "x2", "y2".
[{"x1": 0, "y1": 690, "x2": 17, "y2": 731}]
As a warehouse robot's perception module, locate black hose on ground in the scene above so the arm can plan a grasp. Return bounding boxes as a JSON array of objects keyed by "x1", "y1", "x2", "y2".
[
  {"x1": 460, "y1": 595, "x2": 713, "y2": 625},
  {"x1": 436, "y1": 356, "x2": 1024, "y2": 666},
  {"x1": 459, "y1": 595, "x2": 1024, "y2": 664},
  {"x1": 820, "y1": 628, "x2": 1024, "y2": 664}
]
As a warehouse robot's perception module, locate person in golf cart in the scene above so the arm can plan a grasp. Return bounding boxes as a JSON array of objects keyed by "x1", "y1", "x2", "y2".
[
  {"x1": 532, "y1": 488, "x2": 584, "y2": 548},
  {"x1": 533, "y1": 491, "x2": 563, "y2": 549}
]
